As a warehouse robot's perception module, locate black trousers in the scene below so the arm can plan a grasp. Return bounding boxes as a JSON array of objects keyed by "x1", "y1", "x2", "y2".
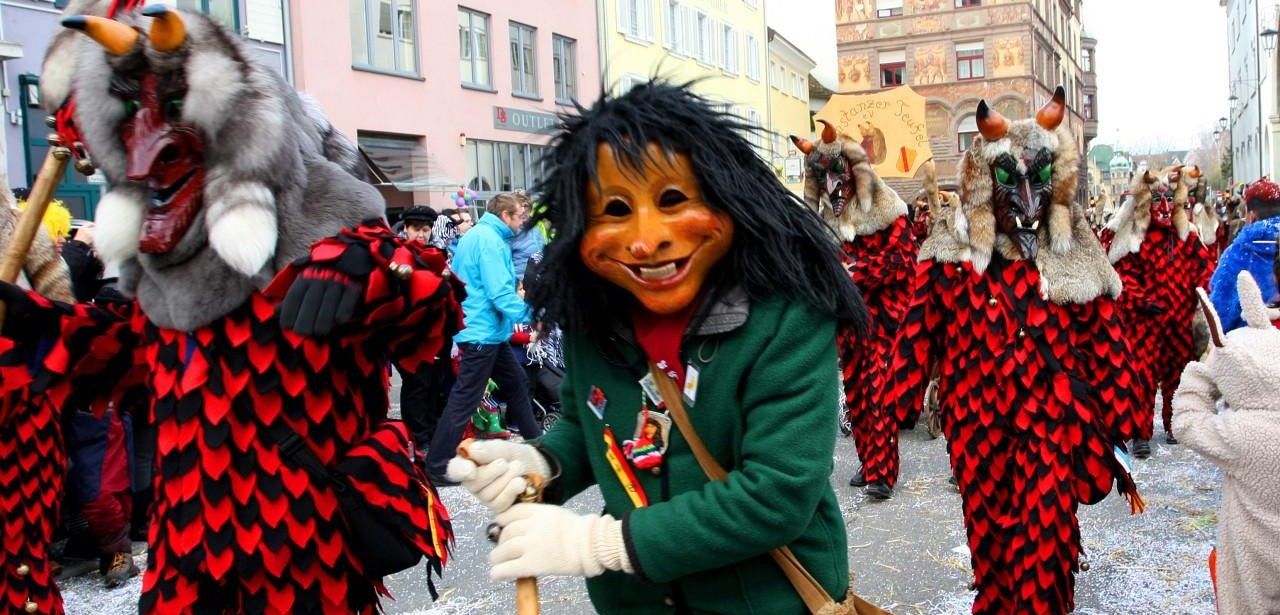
[
  {"x1": 426, "y1": 342, "x2": 541, "y2": 476},
  {"x1": 397, "y1": 360, "x2": 454, "y2": 454}
]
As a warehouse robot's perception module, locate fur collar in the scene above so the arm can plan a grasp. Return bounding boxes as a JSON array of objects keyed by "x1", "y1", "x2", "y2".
[
  {"x1": 1106, "y1": 170, "x2": 1191, "y2": 263},
  {"x1": 802, "y1": 136, "x2": 908, "y2": 241},
  {"x1": 923, "y1": 122, "x2": 1121, "y2": 305}
]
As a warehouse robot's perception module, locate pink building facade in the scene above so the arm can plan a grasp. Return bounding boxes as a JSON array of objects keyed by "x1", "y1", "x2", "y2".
[{"x1": 291, "y1": 0, "x2": 601, "y2": 211}]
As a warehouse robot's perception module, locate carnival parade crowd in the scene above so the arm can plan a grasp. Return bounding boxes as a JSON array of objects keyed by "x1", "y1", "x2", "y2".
[{"x1": 1, "y1": 3, "x2": 1280, "y2": 615}]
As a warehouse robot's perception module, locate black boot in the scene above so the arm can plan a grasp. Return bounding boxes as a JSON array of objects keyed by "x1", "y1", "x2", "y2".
[
  {"x1": 1165, "y1": 433, "x2": 1179, "y2": 445},
  {"x1": 848, "y1": 467, "x2": 868, "y2": 487},
  {"x1": 865, "y1": 481, "x2": 893, "y2": 500},
  {"x1": 1132, "y1": 439, "x2": 1151, "y2": 459}
]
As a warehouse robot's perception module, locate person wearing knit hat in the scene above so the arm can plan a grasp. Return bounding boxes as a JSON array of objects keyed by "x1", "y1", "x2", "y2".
[{"x1": 1210, "y1": 177, "x2": 1280, "y2": 332}]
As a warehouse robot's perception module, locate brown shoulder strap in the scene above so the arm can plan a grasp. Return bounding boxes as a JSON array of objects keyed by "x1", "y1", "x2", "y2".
[{"x1": 649, "y1": 363, "x2": 847, "y2": 615}]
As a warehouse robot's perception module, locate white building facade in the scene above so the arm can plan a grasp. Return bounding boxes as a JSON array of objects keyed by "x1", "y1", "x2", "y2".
[{"x1": 1225, "y1": 0, "x2": 1278, "y2": 185}]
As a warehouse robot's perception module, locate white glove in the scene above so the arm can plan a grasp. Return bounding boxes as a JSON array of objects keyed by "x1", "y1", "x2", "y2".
[
  {"x1": 489, "y1": 503, "x2": 632, "y2": 580},
  {"x1": 446, "y1": 440, "x2": 552, "y2": 513}
]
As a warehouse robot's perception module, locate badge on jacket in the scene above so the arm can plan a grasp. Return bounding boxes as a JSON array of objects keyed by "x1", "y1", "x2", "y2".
[
  {"x1": 623, "y1": 405, "x2": 671, "y2": 470},
  {"x1": 587, "y1": 386, "x2": 608, "y2": 420}
]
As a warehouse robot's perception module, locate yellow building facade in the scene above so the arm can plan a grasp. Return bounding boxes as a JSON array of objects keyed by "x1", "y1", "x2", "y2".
[
  {"x1": 766, "y1": 28, "x2": 816, "y2": 196},
  {"x1": 598, "y1": 0, "x2": 770, "y2": 150}
]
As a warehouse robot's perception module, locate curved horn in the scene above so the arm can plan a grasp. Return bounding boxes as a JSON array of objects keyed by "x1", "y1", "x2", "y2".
[
  {"x1": 976, "y1": 100, "x2": 1008, "y2": 142},
  {"x1": 817, "y1": 119, "x2": 837, "y2": 144},
  {"x1": 142, "y1": 4, "x2": 187, "y2": 52},
  {"x1": 1143, "y1": 170, "x2": 1157, "y2": 184},
  {"x1": 1036, "y1": 86, "x2": 1067, "y2": 130},
  {"x1": 1188, "y1": 165, "x2": 1202, "y2": 179},
  {"x1": 62, "y1": 15, "x2": 139, "y2": 56},
  {"x1": 790, "y1": 134, "x2": 815, "y2": 155}
]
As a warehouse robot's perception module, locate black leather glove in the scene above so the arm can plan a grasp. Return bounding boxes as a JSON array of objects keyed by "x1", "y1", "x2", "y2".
[
  {"x1": 278, "y1": 243, "x2": 374, "y2": 337},
  {"x1": 1141, "y1": 303, "x2": 1166, "y2": 317}
]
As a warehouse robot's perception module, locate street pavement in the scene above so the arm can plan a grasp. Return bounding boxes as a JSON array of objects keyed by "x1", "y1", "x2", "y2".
[{"x1": 60, "y1": 413, "x2": 1221, "y2": 615}]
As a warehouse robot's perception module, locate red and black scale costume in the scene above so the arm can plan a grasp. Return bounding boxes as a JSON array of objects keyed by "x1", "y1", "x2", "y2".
[
  {"x1": 0, "y1": 224, "x2": 457, "y2": 614},
  {"x1": 836, "y1": 215, "x2": 918, "y2": 488},
  {"x1": 0, "y1": 0, "x2": 149, "y2": 609},
  {"x1": 886, "y1": 255, "x2": 1145, "y2": 615},
  {"x1": 1104, "y1": 225, "x2": 1214, "y2": 439},
  {"x1": 0, "y1": 383, "x2": 66, "y2": 613}
]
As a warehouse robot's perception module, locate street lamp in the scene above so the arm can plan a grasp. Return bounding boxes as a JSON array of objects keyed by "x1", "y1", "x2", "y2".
[
  {"x1": 1220, "y1": 117, "x2": 1229, "y2": 131},
  {"x1": 1262, "y1": 27, "x2": 1279, "y2": 52}
]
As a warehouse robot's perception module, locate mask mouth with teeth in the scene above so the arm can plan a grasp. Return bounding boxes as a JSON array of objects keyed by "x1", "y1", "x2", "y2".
[
  {"x1": 1150, "y1": 188, "x2": 1175, "y2": 227},
  {"x1": 793, "y1": 119, "x2": 863, "y2": 218},
  {"x1": 991, "y1": 149, "x2": 1053, "y2": 260},
  {"x1": 123, "y1": 74, "x2": 207, "y2": 253}
]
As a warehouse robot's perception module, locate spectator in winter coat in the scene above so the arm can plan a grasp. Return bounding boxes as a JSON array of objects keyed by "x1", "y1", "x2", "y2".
[
  {"x1": 1211, "y1": 178, "x2": 1280, "y2": 332},
  {"x1": 1174, "y1": 272, "x2": 1280, "y2": 615}
]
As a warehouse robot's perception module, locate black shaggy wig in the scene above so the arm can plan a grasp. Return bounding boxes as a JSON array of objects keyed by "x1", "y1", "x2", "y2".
[{"x1": 527, "y1": 80, "x2": 867, "y2": 340}]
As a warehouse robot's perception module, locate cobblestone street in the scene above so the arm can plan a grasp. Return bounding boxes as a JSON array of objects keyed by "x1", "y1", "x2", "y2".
[{"x1": 61, "y1": 423, "x2": 1221, "y2": 615}]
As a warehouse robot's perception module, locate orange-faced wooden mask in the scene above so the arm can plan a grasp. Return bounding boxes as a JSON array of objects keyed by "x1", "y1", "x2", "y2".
[{"x1": 580, "y1": 142, "x2": 734, "y2": 315}]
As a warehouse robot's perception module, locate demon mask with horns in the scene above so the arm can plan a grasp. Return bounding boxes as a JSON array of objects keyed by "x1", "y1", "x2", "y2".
[
  {"x1": 791, "y1": 119, "x2": 907, "y2": 241},
  {"x1": 927, "y1": 86, "x2": 1121, "y2": 304},
  {"x1": 48, "y1": 5, "x2": 380, "y2": 330}
]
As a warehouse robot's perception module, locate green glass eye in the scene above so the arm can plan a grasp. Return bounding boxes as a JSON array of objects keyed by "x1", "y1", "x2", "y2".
[
  {"x1": 123, "y1": 100, "x2": 141, "y2": 116},
  {"x1": 166, "y1": 99, "x2": 183, "y2": 117},
  {"x1": 1037, "y1": 163, "x2": 1053, "y2": 184},
  {"x1": 995, "y1": 167, "x2": 1012, "y2": 186}
]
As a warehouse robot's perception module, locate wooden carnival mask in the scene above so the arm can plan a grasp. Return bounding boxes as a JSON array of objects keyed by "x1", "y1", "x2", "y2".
[{"x1": 581, "y1": 142, "x2": 734, "y2": 315}]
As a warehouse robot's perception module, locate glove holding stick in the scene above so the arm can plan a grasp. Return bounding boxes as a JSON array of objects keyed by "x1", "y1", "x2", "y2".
[{"x1": 455, "y1": 438, "x2": 546, "y2": 615}]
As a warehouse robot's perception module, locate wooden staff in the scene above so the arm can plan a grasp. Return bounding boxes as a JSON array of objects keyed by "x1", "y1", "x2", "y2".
[
  {"x1": 0, "y1": 138, "x2": 72, "y2": 328},
  {"x1": 457, "y1": 438, "x2": 546, "y2": 615}
]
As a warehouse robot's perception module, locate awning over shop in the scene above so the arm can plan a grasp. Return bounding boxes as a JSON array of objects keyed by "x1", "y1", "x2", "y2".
[{"x1": 358, "y1": 135, "x2": 458, "y2": 192}]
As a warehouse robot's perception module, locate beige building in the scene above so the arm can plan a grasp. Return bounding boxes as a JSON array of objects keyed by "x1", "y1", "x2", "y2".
[
  {"x1": 834, "y1": 0, "x2": 1096, "y2": 199},
  {"x1": 766, "y1": 28, "x2": 817, "y2": 195}
]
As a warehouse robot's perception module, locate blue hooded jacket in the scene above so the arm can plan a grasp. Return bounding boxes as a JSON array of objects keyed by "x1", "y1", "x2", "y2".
[
  {"x1": 452, "y1": 212, "x2": 531, "y2": 344},
  {"x1": 1210, "y1": 216, "x2": 1280, "y2": 331}
]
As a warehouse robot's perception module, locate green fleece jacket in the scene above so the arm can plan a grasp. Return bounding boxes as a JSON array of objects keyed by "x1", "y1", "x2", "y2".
[{"x1": 536, "y1": 291, "x2": 848, "y2": 614}]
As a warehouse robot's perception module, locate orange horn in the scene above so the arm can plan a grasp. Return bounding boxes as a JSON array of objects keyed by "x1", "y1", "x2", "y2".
[
  {"x1": 1036, "y1": 86, "x2": 1067, "y2": 130},
  {"x1": 62, "y1": 15, "x2": 139, "y2": 56},
  {"x1": 1188, "y1": 165, "x2": 1202, "y2": 179},
  {"x1": 142, "y1": 5, "x2": 187, "y2": 52},
  {"x1": 976, "y1": 100, "x2": 1008, "y2": 142},
  {"x1": 817, "y1": 119, "x2": 837, "y2": 144},
  {"x1": 790, "y1": 134, "x2": 815, "y2": 155}
]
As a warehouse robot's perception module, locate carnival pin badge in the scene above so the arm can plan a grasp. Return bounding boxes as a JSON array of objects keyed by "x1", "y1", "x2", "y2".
[
  {"x1": 622, "y1": 404, "x2": 672, "y2": 471},
  {"x1": 586, "y1": 386, "x2": 608, "y2": 420}
]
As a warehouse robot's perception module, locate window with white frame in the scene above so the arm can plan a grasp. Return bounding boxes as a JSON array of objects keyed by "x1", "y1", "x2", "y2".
[
  {"x1": 619, "y1": 73, "x2": 648, "y2": 94},
  {"x1": 510, "y1": 22, "x2": 537, "y2": 96},
  {"x1": 957, "y1": 115, "x2": 978, "y2": 151},
  {"x1": 744, "y1": 0, "x2": 758, "y2": 7},
  {"x1": 745, "y1": 35, "x2": 761, "y2": 81},
  {"x1": 746, "y1": 107, "x2": 765, "y2": 158},
  {"x1": 956, "y1": 41, "x2": 984, "y2": 80},
  {"x1": 720, "y1": 24, "x2": 738, "y2": 74},
  {"x1": 159, "y1": 0, "x2": 236, "y2": 30},
  {"x1": 350, "y1": 0, "x2": 418, "y2": 75},
  {"x1": 553, "y1": 35, "x2": 577, "y2": 102},
  {"x1": 791, "y1": 71, "x2": 803, "y2": 97},
  {"x1": 695, "y1": 11, "x2": 714, "y2": 64},
  {"x1": 458, "y1": 7, "x2": 491, "y2": 87},
  {"x1": 663, "y1": 0, "x2": 682, "y2": 52},
  {"x1": 618, "y1": 0, "x2": 655, "y2": 42},
  {"x1": 876, "y1": 0, "x2": 903, "y2": 17}
]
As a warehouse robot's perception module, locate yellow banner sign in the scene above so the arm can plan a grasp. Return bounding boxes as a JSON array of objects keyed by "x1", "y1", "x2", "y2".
[{"x1": 813, "y1": 86, "x2": 933, "y2": 179}]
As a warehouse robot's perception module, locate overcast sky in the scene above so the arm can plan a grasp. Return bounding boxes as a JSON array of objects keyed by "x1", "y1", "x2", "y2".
[{"x1": 767, "y1": 0, "x2": 1230, "y2": 152}]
